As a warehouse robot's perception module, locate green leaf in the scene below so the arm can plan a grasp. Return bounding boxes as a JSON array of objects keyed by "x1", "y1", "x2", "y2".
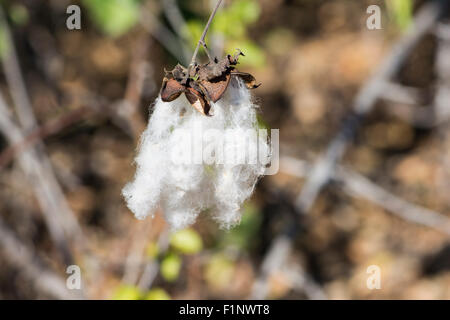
[
  {"x1": 212, "y1": 12, "x2": 245, "y2": 38},
  {"x1": 82, "y1": 0, "x2": 140, "y2": 37},
  {"x1": 185, "y1": 0, "x2": 263, "y2": 66},
  {"x1": 160, "y1": 252, "x2": 182, "y2": 282},
  {"x1": 170, "y1": 228, "x2": 203, "y2": 254},
  {"x1": 112, "y1": 285, "x2": 141, "y2": 300},
  {"x1": 185, "y1": 20, "x2": 203, "y2": 48},
  {"x1": 144, "y1": 288, "x2": 171, "y2": 300},
  {"x1": 230, "y1": 0, "x2": 261, "y2": 24},
  {"x1": 264, "y1": 28, "x2": 295, "y2": 57},
  {"x1": 213, "y1": 0, "x2": 260, "y2": 36},
  {"x1": 9, "y1": 4, "x2": 29, "y2": 26},
  {"x1": 0, "y1": 28, "x2": 9, "y2": 60},
  {"x1": 219, "y1": 202, "x2": 262, "y2": 251},
  {"x1": 257, "y1": 114, "x2": 270, "y2": 130},
  {"x1": 145, "y1": 241, "x2": 159, "y2": 259},
  {"x1": 386, "y1": 0, "x2": 413, "y2": 30},
  {"x1": 204, "y1": 253, "x2": 235, "y2": 290}
]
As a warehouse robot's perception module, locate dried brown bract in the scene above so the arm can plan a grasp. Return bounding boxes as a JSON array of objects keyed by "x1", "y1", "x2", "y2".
[{"x1": 160, "y1": 50, "x2": 260, "y2": 116}]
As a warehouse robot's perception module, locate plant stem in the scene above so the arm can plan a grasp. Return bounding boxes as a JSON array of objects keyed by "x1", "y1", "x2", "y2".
[{"x1": 189, "y1": 0, "x2": 224, "y2": 67}]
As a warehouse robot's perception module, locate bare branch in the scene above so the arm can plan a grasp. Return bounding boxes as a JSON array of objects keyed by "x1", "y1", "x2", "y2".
[
  {"x1": 0, "y1": 8, "x2": 84, "y2": 249},
  {"x1": 281, "y1": 156, "x2": 450, "y2": 235},
  {"x1": 189, "y1": 0, "x2": 224, "y2": 67},
  {"x1": 295, "y1": 0, "x2": 448, "y2": 214},
  {"x1": 0, "y1": 94, "x2": 76, "y2": 264},
  {"x1": 379, "y1": 82, "x2": 426, "y2": 105},
  {"x1": 338, "y1": 167, "x2": 450, "y2": 234},
  {"x1": 252, "y1": 2, "x2": 449, "y2": 298},
  {"x1": 0, "y1": 8, "x2": 36, "y2": 131}
]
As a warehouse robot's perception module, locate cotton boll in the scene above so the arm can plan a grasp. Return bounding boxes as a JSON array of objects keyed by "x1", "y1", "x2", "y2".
[
  {"x1": 169, "y1": 164, "x2": 205, "y2": 191},
  {"x1": 122, "y1": 78, "x2": 270, "y2": 230},
  {"x1": 148, "y1": 97, "x2": 186, "y2": 139},
  {"x1": 122, "y1": 144, "x2": 165, "y2": 220}
]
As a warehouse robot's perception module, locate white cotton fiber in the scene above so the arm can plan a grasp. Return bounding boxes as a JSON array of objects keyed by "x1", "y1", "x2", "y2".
[{"x1": 122, "y1": 79, "x2": 270, "y2": 230}]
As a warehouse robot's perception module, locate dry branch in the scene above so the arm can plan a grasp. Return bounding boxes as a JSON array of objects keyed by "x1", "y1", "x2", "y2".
[
  {"x1": 0, "y1": 94, "x2": 75, "y2": 264},
  {"x1": 0, "y1": 8, "x2": 85, "y2": 258},
  {"x1": 281, "y1": 156, "x2": 450, "y2": 235},
  {"x1": 253, "y1": 0, "x2": 449, "y2": 300},
  {"x1": 296, "y1": 0, "x2": 448, "y2": 213}
]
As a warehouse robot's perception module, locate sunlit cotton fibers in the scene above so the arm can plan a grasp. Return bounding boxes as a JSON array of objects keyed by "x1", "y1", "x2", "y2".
[{"x1": 122, "y1": 79, "x2": 270, "y2": 230}]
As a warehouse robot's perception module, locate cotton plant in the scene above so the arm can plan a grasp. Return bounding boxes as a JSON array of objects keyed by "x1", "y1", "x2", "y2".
[{"x1": 122, "y1": 0, "x2": 270, "y2": 230}]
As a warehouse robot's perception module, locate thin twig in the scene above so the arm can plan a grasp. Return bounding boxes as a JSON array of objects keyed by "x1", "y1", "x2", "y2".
[
  {"x1": 0, "y1": 7, "x2": 36, "y2": 131},
  {"x1": 379, "y1": 82, "x2": 426, "y2": 105},
  {"x1": 189, "y1": 0, "x2": 223, "y2": 67},
  {"x1": 281, "y1": 156, "x2": 450, "y2": 235},
  {"x1": 0, "y1": 94, "x2": 75, "y2": 264},
  {"x1": 252, "y1": 154, "x2": 450, "y2": 298},
  {"x1": 338, "y1": 168, "x2": 450, "y2": 234},
  {"x1": 435, "y1": 22, "x2": 450, "y2": 41}
]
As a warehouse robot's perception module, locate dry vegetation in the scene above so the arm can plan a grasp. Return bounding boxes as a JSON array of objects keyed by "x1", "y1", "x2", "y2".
[{"x1": 0, "y1": 0, "x2": 450, "y2": 299}]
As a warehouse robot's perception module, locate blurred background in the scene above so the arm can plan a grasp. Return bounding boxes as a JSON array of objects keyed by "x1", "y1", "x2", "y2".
[{"x1": 1, "y1": 0, "x2": 450, "y2": 299}]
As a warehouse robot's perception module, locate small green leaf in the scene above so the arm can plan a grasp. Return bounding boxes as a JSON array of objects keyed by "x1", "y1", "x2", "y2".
[
  {"x1": 213, "y1": 0, "x2": 260, "y2": 37},
  {"x1": 145, "y1": 241, "x2": 159, "y2": 259},
  {"x1": 219, "y1": 202, "x2": 262, "y2": 251},
  {"x1": 257, "y1": 114, "x2": 270, "y2": 130},
  {"x1": 144, "y1": 288, "x2": 171, "y2": 300},
  {"x1": 204, "y1": 253, "x2": 234, "y2": 290},
  {"x1": 185, "y1": 20, "x2": 203, "y2": 48},
  {"x1": 230, "y1": 0, "x2": 261, "y2": 24},
  {"x1": 161, "y1": 252, "x2": 182, "y2": 282},
  {"x1": 112, "y1": 285, "x2": 141, "y2": 300},
  {"x1": 170, "y1": 228, "x2": 203, "y2": 254},
  {"x1": 204, "y1": 164, "x2": 216, "y2": 177},
  {"x1": 185, "y1": 0, "x2": 263, "y2": 65},
  {"x1": 82, "y1": 0, "x2": 140, "y2": 37},
  {"x1": 212, "y1": 12, "x2": 245, "y2": 38},
  {"x1": 264, "y1": 28, "x2": 295, "y2": 56},
  {"x1": 0, "y1": 28, "x2": 9, "y2": 60},
  {"x1": 386, "y1": 0, "x2": 413, "y2": 30},
  {"x1": 9, "y1": 4, "x2": 29, "y2": 26}
]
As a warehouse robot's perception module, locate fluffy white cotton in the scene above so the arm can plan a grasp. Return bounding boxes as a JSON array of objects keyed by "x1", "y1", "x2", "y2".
[{"x1": 122, "y1": 79, "x2": 270, "y2": 230}]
